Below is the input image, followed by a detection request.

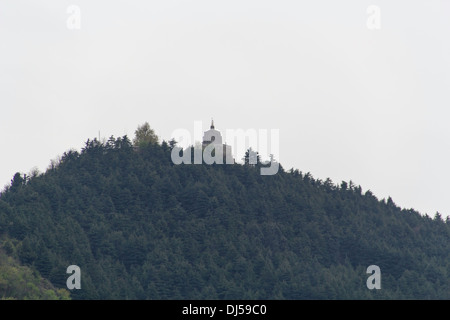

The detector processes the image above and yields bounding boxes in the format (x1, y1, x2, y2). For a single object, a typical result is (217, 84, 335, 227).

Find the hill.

(0, 240, 70, 300)
(0, 133, 448, 299)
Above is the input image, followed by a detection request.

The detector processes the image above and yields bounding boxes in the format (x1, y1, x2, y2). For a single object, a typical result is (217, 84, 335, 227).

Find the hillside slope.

(0, 241, 70, 300)
(0, 135, 448, 299)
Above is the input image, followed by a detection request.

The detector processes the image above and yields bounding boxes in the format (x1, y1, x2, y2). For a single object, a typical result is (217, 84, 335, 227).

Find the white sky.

(1, 0, 450, 218)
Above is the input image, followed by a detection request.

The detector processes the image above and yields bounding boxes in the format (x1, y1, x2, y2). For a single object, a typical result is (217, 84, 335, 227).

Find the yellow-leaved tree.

(133, 122, 158, 148)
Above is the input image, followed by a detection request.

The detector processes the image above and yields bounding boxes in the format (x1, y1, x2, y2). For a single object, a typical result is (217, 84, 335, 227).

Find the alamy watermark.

(170, 121, 280, 175)
(367, 5, 381, 30)
(366, 265, 381, 289)
(66, 265, 81, 290)
(67, 5, 81, 30)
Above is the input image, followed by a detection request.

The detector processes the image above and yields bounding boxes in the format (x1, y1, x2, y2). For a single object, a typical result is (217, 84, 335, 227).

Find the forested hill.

(0, 133, 449, 299)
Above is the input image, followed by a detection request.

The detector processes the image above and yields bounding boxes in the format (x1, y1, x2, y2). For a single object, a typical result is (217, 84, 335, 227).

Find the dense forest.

(0, 124, 448, 299)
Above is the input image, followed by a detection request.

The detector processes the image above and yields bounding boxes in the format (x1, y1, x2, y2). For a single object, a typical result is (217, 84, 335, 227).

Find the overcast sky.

(1, 0, 450, 218)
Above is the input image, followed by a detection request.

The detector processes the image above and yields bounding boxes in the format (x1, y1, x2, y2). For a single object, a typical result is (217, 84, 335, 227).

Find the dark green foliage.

(0, 134, 448, 299)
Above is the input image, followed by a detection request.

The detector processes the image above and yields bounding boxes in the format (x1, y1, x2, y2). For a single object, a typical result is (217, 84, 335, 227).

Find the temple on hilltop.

(202, 119, 234, 164)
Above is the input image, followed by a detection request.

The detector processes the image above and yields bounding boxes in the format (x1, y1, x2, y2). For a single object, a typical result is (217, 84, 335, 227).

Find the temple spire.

(210, 118, 215, 129)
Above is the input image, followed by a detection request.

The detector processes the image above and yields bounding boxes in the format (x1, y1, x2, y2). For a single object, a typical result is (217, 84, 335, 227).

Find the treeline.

(0, 129, 448, 299)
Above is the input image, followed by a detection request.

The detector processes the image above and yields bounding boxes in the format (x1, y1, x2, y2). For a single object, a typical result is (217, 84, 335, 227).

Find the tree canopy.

(133, 122, 158, 148)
